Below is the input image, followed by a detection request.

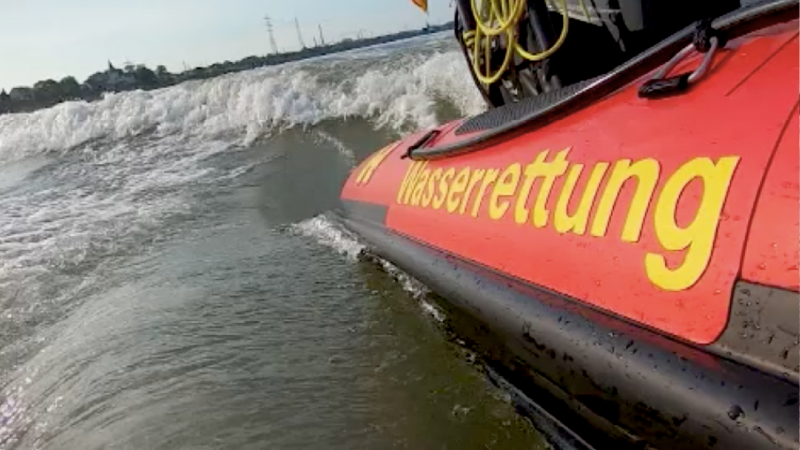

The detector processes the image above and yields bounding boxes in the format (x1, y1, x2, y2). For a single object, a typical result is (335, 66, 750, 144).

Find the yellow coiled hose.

(463, 0, 576, 85)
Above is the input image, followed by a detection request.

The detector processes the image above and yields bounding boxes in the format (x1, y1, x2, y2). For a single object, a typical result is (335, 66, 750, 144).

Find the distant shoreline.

(0, 22, 454, 117)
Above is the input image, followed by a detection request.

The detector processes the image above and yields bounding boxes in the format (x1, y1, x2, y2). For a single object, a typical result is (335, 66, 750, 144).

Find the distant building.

(84, 62, 137, 94)
(105, 62, 137, 91)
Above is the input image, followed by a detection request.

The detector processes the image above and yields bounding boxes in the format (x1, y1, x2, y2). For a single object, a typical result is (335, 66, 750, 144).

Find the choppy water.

(0, 33, 551, 449)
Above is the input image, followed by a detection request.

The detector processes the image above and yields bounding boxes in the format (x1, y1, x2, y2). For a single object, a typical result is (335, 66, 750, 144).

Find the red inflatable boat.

(338, 2, 799, 449)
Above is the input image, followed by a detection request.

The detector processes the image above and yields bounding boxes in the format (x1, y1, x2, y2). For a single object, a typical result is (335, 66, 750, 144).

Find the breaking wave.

(0, 34, 482, 449)
(0, 34, 478, 325)
(291, 214, 437, 316)
(0, 34, 483, 164)
(0, 37, 468, 425)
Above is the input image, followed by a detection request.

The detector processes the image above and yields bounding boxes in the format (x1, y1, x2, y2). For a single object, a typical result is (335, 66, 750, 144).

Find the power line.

(264, 15, 279, 54)
(295, 18, 306, 49)
(318, 24, 326, 46)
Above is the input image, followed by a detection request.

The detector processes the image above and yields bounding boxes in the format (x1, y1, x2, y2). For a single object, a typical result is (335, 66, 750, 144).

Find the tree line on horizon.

(0, 22, 453, 116)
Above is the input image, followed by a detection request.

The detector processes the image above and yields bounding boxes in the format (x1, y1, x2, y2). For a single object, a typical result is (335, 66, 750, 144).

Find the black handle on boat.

(402, 128, 440, 159)
(638, 74, 692, 98)
(638, 29, 721, 99)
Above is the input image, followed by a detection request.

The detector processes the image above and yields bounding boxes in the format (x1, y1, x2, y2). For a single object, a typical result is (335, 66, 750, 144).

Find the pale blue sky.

(0, 0, 453, 91)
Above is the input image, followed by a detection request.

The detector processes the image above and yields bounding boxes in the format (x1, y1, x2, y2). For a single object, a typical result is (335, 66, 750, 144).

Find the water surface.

(0, 33, 549, 449)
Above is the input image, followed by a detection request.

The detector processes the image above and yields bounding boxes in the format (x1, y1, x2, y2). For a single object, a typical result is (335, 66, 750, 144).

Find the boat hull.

(338, 14, 799, 450)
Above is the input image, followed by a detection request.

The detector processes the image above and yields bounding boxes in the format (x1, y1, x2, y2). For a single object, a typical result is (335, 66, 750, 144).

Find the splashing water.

(0, 36, 482, 165)
(0, 33, 553, 450)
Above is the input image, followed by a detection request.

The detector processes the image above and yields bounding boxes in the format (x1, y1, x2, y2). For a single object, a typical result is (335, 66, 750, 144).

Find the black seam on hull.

(711, 281, 799, 382)
(735, 99, 800, 284)
(725, 31, 799, 96)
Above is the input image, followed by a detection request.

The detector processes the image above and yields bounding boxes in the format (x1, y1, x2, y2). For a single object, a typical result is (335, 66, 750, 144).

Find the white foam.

(0, 35, 482, 319)
(292, 214, 433, 302)
(0, 134, 232, 331)
(0, 36, 483, 165)
(0, 40, 481, 305)
(291, 215, 365, 262)
(0, 35, 481, 447)
(420, 300, 446, 323)
(376, 258, 431, 300)
(0, 156, 52, 192)
(0, 385, 31, 449)
(311, 129, 356, 166)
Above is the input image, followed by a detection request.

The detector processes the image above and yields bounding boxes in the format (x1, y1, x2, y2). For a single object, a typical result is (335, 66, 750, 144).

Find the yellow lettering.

(532, 148, 570, 228)
(489, 164, 521, 220)
(554, 162, 609, 234)
(401, 161, 428, 205)
(471, 169, 499, 217)
(422, 168, 442, 207)
(590, 158, 660, 241)
(461, 169, 486, 214)
(393, 147, 741, 292)
(433, 168, 455, 209)
(411, 168, 431, 206)
(645, 156, 740, 291)
(356, 144, 392, 185)
(515, 150, 550, 224)
(446, 168, 471, 213)
(397, 161, 422, 204)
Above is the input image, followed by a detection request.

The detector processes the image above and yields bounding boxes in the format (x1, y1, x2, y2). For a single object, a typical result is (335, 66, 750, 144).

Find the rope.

(461, 0, 578, 85)
(409, 0, 799, 160)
